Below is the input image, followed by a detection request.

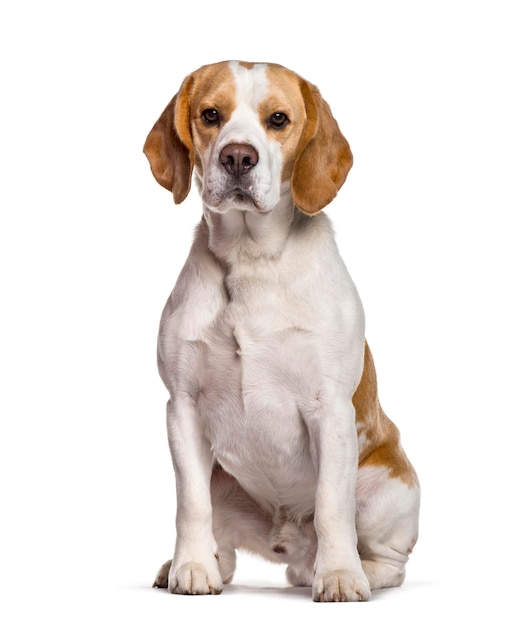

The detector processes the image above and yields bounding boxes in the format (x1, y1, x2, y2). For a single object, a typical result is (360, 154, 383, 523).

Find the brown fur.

(143, 75, 194, 203)
(354, 343, 418, 487)
(291, 79, 353, 214)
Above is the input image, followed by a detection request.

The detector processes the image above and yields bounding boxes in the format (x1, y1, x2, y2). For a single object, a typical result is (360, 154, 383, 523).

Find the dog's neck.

(202, 194, 300, 268)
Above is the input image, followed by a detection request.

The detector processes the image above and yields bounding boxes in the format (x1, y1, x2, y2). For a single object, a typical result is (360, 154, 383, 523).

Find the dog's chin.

(204, 189, 271, 215)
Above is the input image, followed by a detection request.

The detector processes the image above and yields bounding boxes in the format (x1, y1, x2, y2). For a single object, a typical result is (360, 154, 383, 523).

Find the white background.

(1, 1, 515, 623)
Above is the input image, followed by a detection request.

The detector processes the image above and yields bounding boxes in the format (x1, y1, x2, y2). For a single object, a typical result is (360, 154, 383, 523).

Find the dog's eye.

(201, 109, 220, 126)
(269, 112, 289, 129)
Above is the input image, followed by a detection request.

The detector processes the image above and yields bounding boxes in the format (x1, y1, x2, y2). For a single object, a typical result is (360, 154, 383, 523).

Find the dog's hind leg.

(353, 343, 420, 591)
(153, 560, 172, 588)
(356, 464, 420, 590)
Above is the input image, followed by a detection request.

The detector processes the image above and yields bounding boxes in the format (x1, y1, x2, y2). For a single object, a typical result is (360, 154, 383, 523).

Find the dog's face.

(189, 62, 306, 215)
(144, 61, 353, 215)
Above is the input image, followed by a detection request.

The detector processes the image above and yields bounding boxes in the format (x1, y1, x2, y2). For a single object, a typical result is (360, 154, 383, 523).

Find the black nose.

(219, 143, 259, 176)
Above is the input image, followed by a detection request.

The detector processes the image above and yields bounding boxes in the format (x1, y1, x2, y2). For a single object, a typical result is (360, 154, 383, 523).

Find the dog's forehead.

(190, 61, 302, 112)
(229, 61, 269, 108)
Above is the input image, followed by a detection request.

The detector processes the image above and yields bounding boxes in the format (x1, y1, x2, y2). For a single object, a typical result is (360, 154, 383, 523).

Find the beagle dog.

(144, 60, 420, 602)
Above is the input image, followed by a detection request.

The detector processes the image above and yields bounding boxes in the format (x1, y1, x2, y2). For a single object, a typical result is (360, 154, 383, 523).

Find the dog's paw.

(152, 559, 172, 588)
(312, 568, 371, 602)
(169, 561, 224, 595)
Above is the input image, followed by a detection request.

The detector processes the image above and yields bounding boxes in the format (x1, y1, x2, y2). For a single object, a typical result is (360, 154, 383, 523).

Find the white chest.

(194, 288, 320, 515)
(158, 212, 365, 517)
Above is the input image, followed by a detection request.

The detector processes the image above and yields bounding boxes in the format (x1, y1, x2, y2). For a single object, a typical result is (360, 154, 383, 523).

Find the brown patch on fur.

(187, 63, 237, 158)
(238, 61, 257, 70)
(143, 78, 194, 203)
(260, 64, 306, 183)
(261, 62, 353, 213)
(353, 343, 418, 487)
(290, 78, 353, 215)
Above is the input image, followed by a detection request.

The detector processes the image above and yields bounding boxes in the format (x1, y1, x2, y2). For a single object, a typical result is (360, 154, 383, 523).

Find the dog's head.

(143, 61, 352, 216)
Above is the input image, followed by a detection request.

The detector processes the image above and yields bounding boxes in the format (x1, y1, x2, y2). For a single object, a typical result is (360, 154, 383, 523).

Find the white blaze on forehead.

(228, 61, 269, 110)
(221, 62, 270, 144)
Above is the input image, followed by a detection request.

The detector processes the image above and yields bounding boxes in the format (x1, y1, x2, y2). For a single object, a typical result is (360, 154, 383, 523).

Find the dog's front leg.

(307, 397, 371, 602)
(165, 395, 223, 595)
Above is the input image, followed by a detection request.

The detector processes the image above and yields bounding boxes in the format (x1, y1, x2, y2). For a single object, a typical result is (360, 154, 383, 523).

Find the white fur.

(151, 63, 418, 602)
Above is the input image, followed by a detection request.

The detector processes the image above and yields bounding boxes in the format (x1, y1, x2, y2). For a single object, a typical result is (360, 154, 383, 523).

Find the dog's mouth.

(227, 188, 256, 205)
(205, 186, 266, 213)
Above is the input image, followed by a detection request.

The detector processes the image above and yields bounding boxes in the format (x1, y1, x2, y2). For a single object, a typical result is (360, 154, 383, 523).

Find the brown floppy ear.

(291, 80, 353, 215)
(143, 76, 194, 204)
